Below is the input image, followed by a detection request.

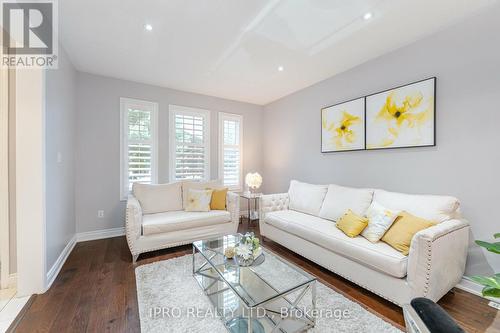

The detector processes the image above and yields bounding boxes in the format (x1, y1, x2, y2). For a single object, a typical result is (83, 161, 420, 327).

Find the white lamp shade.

(245, 172, 262, 189)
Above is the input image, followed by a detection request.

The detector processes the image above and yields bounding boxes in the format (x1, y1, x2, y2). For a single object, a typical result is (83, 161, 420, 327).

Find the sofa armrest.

(259, 193, 289, 221)
(125, 194, 143, 256)
(407, 219, 469, 301)
(227, 191, 240, 226)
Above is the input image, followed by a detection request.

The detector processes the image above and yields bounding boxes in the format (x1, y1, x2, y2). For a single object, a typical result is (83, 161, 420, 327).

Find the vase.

(234, 254, 254, 267)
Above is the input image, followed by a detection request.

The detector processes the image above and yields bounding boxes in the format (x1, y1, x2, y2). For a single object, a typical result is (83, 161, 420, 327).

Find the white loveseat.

(126, 181, 240, 262)
(259, 180, 469, 306)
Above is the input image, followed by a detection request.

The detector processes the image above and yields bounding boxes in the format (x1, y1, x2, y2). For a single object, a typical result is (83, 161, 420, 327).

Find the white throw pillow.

(288, 180, 328, 216)
(185, 189, 213, 212)
(361, 201, 401, 242)
(373, 189, 460, 223)
(182, 180, 222, 209)
(132, 182, 183, 214)
(319, 184, 374, 222)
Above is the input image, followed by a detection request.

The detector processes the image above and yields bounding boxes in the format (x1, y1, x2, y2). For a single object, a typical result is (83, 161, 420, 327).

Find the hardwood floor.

(12, 219, 499, 333)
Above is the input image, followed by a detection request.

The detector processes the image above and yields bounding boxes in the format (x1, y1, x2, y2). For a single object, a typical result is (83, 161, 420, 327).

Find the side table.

(240, 192, 262, 224)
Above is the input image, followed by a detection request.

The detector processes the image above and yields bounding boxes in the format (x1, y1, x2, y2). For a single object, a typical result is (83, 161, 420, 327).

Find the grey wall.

(75, 73, 263, 233)
(262, 7, 500, 276)
(45, 46, 77, 272)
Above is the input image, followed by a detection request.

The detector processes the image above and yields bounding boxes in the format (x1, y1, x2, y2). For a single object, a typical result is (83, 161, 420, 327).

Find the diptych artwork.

(321, 97, 365, 152)
(321, 78, 436, 153)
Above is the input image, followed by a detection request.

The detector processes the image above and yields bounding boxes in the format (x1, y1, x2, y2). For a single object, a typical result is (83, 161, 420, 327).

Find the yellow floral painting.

(321, 98, 365, 152)
(366, 78, 435, 149)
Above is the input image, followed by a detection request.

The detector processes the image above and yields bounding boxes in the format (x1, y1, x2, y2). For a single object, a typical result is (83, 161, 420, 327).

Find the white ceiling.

(60, 0, 497, 105)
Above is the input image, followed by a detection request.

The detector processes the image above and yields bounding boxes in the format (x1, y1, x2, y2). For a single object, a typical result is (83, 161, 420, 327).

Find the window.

(169, 105, 210, 182)
(219, 112, 243, 191)
(120, 98, 158, 200)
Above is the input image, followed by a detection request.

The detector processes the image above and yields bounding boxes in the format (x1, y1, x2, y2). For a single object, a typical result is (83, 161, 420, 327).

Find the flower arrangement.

(234, 232, 262, 266)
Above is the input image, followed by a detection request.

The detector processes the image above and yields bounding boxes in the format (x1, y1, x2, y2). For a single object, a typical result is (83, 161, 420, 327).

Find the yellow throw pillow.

(382, 211, 435, 255)
(185, 189, 213, 212)
(209, 187, 228, 210)
(336, 210, 369, 238)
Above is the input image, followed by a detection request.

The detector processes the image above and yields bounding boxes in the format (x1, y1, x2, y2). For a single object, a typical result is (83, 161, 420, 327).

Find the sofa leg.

(132, 254, 139, 264)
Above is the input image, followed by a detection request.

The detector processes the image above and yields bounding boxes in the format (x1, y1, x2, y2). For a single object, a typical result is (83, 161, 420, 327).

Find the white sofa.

(259, 180, 469, 306)
(126, 181, 240, 262)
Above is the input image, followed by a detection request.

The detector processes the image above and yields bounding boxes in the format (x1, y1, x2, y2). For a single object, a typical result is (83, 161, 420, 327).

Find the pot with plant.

(470, 233, 500, 298)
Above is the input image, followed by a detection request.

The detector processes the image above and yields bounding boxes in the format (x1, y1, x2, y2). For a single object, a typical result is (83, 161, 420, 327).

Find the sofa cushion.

(373, 189, 460, 223)
(319, 184, 373, 221)
(264, 210, 408, 278)
(182, 180, 222, 209)
(142, 210, 231, 236)
(133, 182, 183, 214)
(361, 201, 400, 243)
(288, 180, 328, 216)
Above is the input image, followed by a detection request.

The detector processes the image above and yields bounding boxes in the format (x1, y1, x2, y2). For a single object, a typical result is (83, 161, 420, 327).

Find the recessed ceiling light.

(144, 24, 153, 31)
(363, 12, 373, 20)
(278, 66, 284, 72)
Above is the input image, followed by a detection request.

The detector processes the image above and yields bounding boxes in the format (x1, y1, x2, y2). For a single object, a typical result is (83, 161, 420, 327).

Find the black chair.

(403, 298, 464, 333)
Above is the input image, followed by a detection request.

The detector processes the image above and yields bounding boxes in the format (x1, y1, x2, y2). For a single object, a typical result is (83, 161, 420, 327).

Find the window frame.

(168, 105, 211, 182)
(119, 97, 159, 200)
(218, 112, 243, 192)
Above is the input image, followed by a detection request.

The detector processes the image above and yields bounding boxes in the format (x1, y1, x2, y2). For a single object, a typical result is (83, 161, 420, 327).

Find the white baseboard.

(8, 273, 16, 288)
(456, 278, 482, 296)
(43, 228, 125, 292)
(456, 278, 500, 304)
(456, 278, 484, 297)
(45, 235, 77, 291)
(76, 227, 125, 242)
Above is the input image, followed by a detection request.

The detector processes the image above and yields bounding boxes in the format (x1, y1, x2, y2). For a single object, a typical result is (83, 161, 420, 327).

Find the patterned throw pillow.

(361, 201, 400, 243)
(185, 189, 213, 212)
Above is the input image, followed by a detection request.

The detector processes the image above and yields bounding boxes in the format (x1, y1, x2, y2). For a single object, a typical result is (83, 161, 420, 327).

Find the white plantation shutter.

(120, 98, 158, 200)
(219, 113, 243, 191)
(169, 105, 210, 181)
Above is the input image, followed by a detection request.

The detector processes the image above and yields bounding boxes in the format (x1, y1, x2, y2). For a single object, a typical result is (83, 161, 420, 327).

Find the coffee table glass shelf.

(193, 234, 317, 333)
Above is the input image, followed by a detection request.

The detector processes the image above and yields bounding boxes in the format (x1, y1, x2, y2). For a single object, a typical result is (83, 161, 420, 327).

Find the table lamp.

(245, 172, 262, 194)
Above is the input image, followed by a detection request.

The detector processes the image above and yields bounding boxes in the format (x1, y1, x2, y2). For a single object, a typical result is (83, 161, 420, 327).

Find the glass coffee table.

(193, 234, 317, 333)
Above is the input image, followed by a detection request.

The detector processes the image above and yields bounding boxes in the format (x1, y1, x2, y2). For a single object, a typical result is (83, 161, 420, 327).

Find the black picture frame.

(320, 77, 436, 153)
(365, 77, 436, 150)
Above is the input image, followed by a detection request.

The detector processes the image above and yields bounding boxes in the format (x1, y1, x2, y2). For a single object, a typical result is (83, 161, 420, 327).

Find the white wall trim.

(40, 226, 500, 303)
(218, 112, 243, 192)
(44, 228, 125, 292)
(456, 277, 500, 304)
(45, 235, 76, 291)
(119, 97, 159, 200)
(0, 51, 9, 290)
(76, 227, 125, 242)
(168, 105, 211, 182)
(456, 278, 484, 297)
(16, 68, 47, 296)
(8, 273, 16, 289)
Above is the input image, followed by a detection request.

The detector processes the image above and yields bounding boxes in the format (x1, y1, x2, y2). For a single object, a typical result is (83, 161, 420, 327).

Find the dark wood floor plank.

(13, 220, 499, 333)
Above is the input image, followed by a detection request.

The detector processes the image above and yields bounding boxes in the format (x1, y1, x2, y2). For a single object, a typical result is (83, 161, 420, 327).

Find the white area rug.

(135, 255, 403, 333)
